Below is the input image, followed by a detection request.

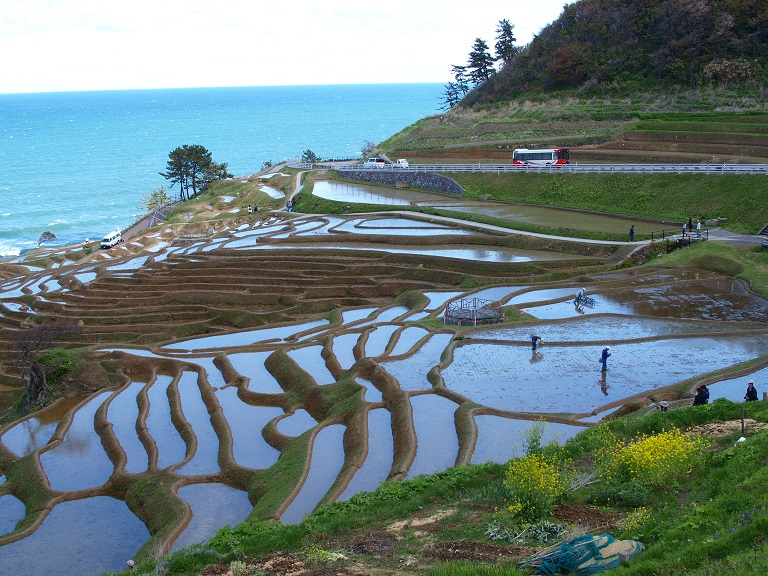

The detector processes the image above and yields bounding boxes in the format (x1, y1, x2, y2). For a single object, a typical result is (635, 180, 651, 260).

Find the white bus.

(512, 148, 570, 166)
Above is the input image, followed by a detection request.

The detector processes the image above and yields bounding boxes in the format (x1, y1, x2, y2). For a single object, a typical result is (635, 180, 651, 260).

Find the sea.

(0, 84, 443, 257)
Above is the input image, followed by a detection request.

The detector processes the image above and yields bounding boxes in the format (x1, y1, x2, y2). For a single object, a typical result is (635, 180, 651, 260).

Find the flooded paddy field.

(0, 206, 766, 573)
(312, 180, 668, 234)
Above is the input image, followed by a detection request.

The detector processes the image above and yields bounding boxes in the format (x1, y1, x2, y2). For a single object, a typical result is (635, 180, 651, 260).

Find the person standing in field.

(600, 346, 611, 372)
(629, 225, 635, 242)
(745, 380, 758, 401)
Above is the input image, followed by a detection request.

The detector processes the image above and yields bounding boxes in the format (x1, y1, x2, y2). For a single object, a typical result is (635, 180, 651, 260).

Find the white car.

(364, 157, 386, 168)
(100, 230, 122, 249)
(396, 159, 409, 168)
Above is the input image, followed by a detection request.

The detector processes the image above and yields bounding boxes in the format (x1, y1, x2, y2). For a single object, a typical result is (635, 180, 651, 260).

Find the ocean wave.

(1, 213, 10, 217)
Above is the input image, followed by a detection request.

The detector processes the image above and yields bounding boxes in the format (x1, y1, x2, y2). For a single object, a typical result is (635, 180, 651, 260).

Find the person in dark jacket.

(745, 380, 758, 402)
(693, 385, 709, 405)
(600, 346, 611, 372)
(531, 335, 542, 350)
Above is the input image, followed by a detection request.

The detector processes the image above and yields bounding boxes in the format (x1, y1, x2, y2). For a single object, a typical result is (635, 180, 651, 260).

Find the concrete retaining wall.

(337, 170, 466, 195)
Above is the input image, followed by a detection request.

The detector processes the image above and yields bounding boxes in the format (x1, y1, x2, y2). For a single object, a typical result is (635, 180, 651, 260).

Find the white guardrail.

(286, 162, 768, 174)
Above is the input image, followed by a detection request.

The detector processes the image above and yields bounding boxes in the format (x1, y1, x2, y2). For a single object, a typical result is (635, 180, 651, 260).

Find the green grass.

(448, 172, 768, 234)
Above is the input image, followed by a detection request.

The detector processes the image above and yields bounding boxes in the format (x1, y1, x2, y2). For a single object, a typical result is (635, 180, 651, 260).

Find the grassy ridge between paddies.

(448, 172, 768, 235)
(106, 398, 768, 576)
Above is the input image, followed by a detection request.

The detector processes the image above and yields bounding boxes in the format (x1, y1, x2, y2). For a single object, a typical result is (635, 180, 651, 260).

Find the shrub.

(597, 428, 707, 487)
(504, 454, 571, 522)
(37, 348, 74, 383)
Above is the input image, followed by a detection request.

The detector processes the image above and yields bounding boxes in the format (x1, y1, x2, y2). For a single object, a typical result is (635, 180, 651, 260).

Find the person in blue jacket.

(601, 346, 611, 372)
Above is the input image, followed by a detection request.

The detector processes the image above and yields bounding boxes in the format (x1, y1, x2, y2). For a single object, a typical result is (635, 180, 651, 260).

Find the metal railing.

(287, 161, 768, 175)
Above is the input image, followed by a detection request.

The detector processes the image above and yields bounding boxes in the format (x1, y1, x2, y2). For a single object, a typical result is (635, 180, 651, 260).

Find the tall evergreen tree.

(161, 144, 231, 201)
(467, 38, 496, 84)
(494, 19, 518, 66)
(450, 64, 471, 94)
(440, 82, 462, 110)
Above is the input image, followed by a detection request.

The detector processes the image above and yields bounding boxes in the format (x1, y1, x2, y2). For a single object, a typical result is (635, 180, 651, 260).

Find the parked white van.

(100, 230, 123, 249)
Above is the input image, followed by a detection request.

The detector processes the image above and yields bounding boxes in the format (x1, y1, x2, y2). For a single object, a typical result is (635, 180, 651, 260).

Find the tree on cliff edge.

(12, 320, 82, 408)
(161, 144, 233, 201)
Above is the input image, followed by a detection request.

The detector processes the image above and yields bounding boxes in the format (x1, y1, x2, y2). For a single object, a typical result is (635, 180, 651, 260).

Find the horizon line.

(0, 82, 446, 97)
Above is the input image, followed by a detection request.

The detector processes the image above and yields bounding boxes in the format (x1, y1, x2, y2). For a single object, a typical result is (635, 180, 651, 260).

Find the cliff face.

(468, 0, 768, 105)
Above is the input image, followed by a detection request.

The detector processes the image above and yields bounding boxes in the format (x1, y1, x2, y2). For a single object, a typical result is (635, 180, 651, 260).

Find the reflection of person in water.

(530, 349, 544, 364)
(599, 371, 609, 396)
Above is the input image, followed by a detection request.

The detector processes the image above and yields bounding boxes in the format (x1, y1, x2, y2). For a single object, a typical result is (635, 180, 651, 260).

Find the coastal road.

(289, 161, 768, 175)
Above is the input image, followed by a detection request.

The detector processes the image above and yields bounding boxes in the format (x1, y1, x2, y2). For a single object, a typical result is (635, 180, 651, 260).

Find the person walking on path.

(745, 380, 758, 401)
(629, 225, 635, 242)
(693, 385, 709, 405)
(531, 335, 542, 350)
(696, 219, 702, 238)
(600, 346, 611, 372)
(688, 217, 693, 232)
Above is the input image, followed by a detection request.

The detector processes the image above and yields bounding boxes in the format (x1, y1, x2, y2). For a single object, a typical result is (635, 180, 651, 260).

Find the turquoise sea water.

(0, 84, 442, 257)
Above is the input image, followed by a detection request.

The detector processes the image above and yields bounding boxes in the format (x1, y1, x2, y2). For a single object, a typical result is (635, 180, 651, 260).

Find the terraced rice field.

(1, 211, 767, 576)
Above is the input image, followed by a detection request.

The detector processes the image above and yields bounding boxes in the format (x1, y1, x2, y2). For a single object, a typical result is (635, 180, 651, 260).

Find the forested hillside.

(467, 0, 767, 105)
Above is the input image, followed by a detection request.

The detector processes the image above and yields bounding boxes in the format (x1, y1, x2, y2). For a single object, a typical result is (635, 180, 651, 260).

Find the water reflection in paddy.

(468, 285, 529, 303)
(228, 351, 284, 394)
(145, 376, 187, 469)
(39, 391, 115, 492)
(331, 218, 477, 236)
(312, 181, 666, 234)
(313, 181, 438, 205)
(508, 287, 581, 306)
(1, 396, 83, 457)
(107, 381, 148, 473)
(611, 279, 768, 322)
(176, 372, 220, 476)
(356, 305, 410, 327)
(423, 291, 464, 311)
(524, 280, 768, 322)
(364, 325, 400, 357)
(0, 496, 150, 576)
(338, 409, 393, 500)
(172, 483, 252, 551)
(287, 346, 336, 385)
(249, 243, 583, 263)
(0, 493, 25, 536)
(442, 337, 768, 414)
(277, 409, 317, 436)
(471, 417, 585, 465)
(331, 333, 361, 370)
(407, 394, 459, 478)
(162, 319, 330, 351)
(341, 307, 377, 325)
(390, 326, 430, 356)
(279, 424, 346, 524)
(475, 316, 740, 343)
(381, 333, 454, 391)
(260, 185, 285, 199)
(215, 387, 282, 469)
(356, 377, 383, 403)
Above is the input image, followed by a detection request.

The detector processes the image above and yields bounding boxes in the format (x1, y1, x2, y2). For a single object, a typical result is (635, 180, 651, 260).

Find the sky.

(0, 0, 572, 94)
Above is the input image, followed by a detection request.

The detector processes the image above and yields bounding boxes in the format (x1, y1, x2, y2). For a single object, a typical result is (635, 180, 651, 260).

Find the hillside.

(383, 0, 768, 165)
(469, 0, 767, 102)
